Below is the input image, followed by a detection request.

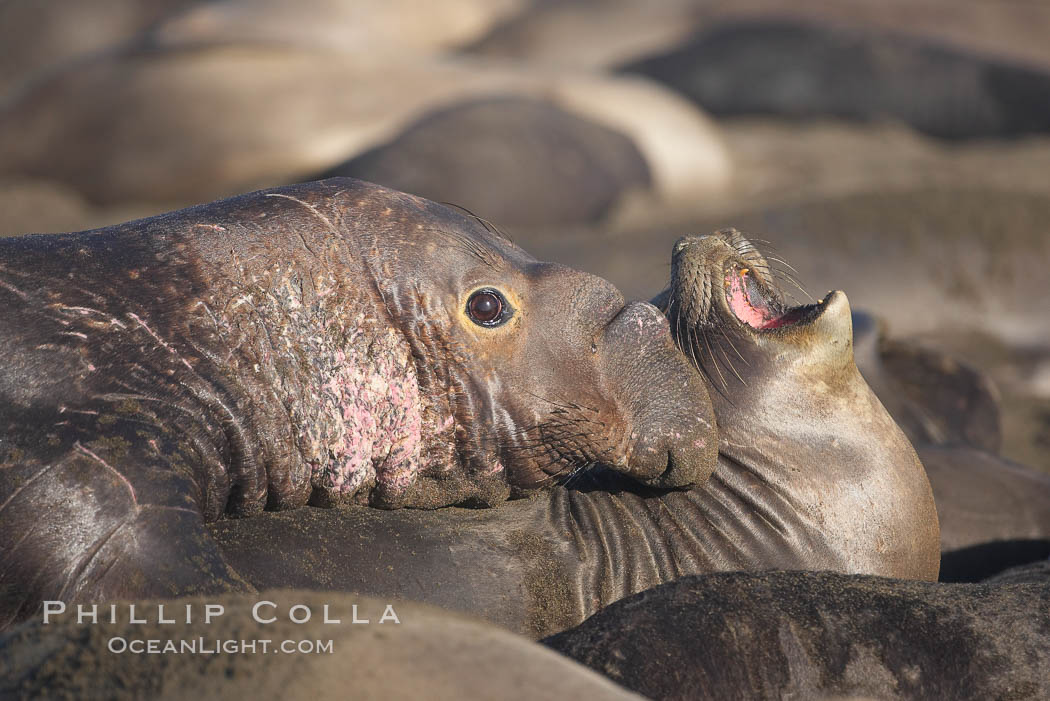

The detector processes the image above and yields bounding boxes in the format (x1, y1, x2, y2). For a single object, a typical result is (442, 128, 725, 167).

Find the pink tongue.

(726, 271, 780, 328)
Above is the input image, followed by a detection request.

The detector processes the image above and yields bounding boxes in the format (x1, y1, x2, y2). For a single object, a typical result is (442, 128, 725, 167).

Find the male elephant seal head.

(153, 181, 718, 511)
(365, 193, 718, 505)
(656, 229, 940, 580)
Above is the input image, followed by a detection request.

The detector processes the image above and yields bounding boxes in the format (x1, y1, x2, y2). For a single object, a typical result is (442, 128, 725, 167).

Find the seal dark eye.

(467, 289, 509, 327)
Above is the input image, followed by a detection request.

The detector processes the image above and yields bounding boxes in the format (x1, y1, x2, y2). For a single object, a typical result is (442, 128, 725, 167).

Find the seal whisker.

(698, 327, 730, 393)
(760, 256, 806, 287)
(716, 339, 748, 387)
(519, 388, 601, 416)
(561, 462, 604, 490)
(556, 458, 587, 483)
(438, 202, 515, 246)
(762, 253, 801, 276)
(684, 323, 703, 374)
(765, 259, 810, 297)
(714, 322, 750, 368)
(701, 329, 743, 407)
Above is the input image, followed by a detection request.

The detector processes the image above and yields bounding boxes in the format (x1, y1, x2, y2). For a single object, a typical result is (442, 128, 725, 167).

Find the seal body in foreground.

(0, 178, 718, 628)
(0, 590, 644, 701)
(544, 570, 1050, 700)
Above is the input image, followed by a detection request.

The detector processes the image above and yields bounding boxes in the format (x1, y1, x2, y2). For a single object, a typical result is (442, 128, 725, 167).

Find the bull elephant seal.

(0, 177, 718, 628)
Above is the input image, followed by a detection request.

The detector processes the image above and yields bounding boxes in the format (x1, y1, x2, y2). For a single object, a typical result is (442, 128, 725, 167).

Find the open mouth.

(724, 265, 816, 330)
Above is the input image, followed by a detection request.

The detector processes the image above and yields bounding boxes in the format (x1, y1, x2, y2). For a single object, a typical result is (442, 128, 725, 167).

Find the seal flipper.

(0, 412, 251, 628)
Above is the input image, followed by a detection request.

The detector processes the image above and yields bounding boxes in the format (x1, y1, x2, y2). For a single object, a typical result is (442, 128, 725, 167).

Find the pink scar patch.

(306, 324, 424, 503)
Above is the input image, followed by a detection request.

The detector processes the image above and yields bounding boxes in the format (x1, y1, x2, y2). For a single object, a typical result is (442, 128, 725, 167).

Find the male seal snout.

(0, 178, 718, 627)
(597, 300, 716, 487)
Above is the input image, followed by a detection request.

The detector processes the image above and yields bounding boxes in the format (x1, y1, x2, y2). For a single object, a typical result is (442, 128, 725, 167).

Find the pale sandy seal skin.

(151, 0, 523, 55)
(658, 229, 940, 580)
(0, 590, 643, 701)
(0, 43, 729, 212)
(0, 178, 717, 629)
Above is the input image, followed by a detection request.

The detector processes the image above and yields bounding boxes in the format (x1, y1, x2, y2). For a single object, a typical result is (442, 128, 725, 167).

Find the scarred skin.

(210, 229, 942, 639)
(0, 178, 718, 627)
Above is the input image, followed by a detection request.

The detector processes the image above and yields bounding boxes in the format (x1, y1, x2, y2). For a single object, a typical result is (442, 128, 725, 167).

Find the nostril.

(564, 272, 626, 337)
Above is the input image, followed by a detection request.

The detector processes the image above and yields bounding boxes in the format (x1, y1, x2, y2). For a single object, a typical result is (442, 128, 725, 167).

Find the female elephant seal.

(0, 177, 717, 628)
(658, 228, 940, 580)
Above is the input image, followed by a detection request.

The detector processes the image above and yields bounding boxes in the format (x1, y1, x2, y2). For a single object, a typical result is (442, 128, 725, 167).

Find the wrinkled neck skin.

(518, 381, 939, 626)
(218, 443, 931, 640)
(688, 332, 937, 578)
